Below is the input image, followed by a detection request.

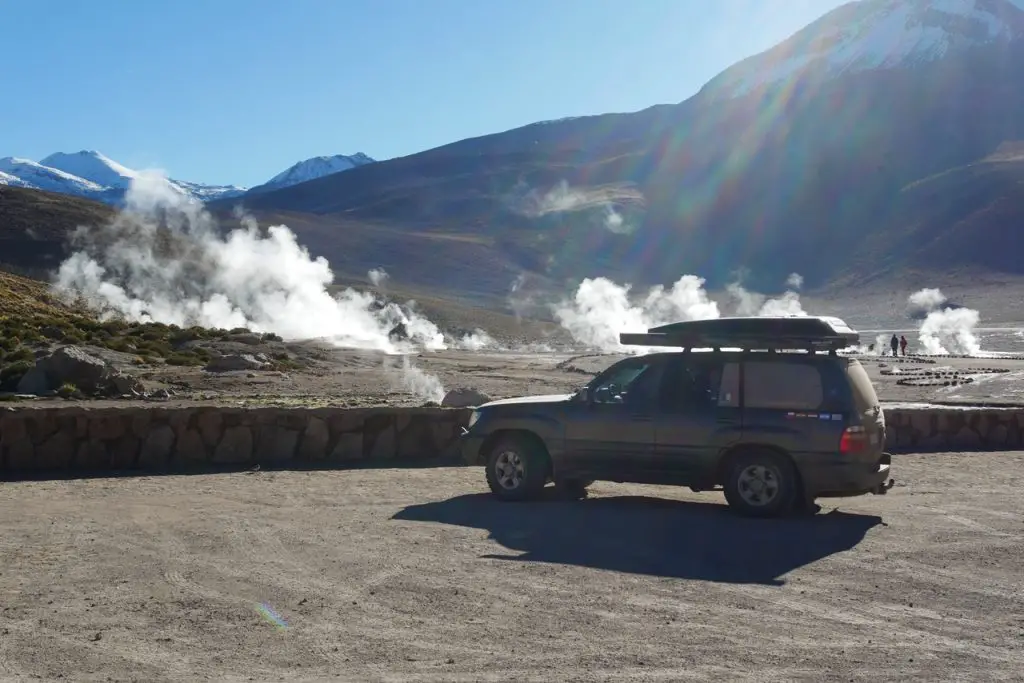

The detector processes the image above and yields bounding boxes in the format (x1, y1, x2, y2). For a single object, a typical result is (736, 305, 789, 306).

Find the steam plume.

(726, 275, 808, 317)
(52, 172, 452, 400)
(553, 275, 720, 352)
(511, 180, 640, 234)
(908, 288, 981, 355)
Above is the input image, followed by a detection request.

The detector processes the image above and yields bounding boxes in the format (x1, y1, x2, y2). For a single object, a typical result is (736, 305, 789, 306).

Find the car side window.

(744, 359, 823, 410)
(590, 358, 659, 407)
(658, 356, 735, 413)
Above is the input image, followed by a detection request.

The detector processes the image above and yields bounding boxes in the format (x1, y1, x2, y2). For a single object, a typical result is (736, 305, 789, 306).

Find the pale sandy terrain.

(0, 453, 1022, 681)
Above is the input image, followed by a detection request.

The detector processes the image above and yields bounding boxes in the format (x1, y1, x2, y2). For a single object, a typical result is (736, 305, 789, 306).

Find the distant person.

(900, 335, 908, 356)
(890, 334, 899, 357)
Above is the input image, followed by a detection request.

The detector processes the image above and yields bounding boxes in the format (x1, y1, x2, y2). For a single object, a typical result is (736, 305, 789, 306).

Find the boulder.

(17, 346, 142, 397)
(204, 354, 269, 373)
(388, 322, 409, 342)
(441, 388, 491, 408)
(110, 371, 144, 396)
(16, 366, 50, 395)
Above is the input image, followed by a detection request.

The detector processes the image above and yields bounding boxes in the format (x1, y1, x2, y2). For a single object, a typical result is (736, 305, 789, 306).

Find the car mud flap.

(872, 452, 894, 495)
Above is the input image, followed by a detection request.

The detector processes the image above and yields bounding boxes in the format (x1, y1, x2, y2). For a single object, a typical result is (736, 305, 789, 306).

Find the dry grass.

(0, 271, 301, 391)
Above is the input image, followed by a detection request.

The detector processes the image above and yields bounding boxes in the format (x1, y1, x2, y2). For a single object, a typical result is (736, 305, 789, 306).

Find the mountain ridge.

(0, 150, 376, 205)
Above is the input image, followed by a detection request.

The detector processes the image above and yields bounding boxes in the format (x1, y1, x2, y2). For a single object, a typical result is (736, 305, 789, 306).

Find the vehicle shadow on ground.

(394, 491, 883, 586)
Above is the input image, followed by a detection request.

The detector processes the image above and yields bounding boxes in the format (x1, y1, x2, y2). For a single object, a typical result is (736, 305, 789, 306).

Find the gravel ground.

(0, 453, 1022, 681)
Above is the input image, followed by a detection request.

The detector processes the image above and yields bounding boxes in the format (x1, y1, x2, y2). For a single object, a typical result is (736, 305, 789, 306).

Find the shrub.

(0, 360, 33, 388)
(3, 347, 34, 364)
(166, 353, 204, 366)
(262, 332, 283, 343)
(56, 382, 78, 398)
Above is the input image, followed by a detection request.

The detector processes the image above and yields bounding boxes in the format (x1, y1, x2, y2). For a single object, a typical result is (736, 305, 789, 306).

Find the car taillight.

(840, 425, 867, 454)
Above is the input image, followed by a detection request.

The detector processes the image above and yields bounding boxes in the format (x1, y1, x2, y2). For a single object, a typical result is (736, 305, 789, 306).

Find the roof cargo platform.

(618, 316, 860, 353)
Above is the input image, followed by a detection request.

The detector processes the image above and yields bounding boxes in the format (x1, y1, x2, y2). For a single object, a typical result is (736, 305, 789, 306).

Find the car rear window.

(744, 360, 823, 410)
(843, 358, 880, 412)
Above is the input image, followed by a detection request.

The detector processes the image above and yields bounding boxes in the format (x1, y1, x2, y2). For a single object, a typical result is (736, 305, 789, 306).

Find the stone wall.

(0, 406, 471, 473)
(0, 405, 1021, 475)
(884, 406, 1024, 452)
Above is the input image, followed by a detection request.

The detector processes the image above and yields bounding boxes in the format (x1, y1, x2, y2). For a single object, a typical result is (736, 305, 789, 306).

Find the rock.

(75, 440, 109, 469)
(204, 354, 269, 373)
(298, 417, 330, 461)
(38, 346, 110, 394)
(36, 431, 75, 469)
(230, 333, 262, 346)
(174, 428, 207, 465)
(255, 426, 299, 464)
(329, 433, 364, 461)
(17, 346, 143, 398)
(369, 422, 397, 460)
(214, 426, 254, 464)
(197, 411, 224, 447)
(139, 426, 175, 468)
(110, 372, 143, 396)
(441, 388, 491, 408)
(388, 322, 409, 342)
(15, 366, 49, 395)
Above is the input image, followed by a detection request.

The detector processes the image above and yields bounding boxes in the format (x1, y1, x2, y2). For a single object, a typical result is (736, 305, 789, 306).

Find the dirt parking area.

(1, 454, 1022, 681)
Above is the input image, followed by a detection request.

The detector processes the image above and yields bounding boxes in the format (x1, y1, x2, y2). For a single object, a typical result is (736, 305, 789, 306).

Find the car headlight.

(467, 410, 481, 429)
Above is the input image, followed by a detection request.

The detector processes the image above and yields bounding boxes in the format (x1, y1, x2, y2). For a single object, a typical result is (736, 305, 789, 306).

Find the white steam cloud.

(908, 287, 946, 311)
(51, 172, 462, 401)
(726, 275, 808, 318)
(555, 274, 814, 352)
(368, 268, 389, 288)
(512, 180, 640, 234)
(553, 275, 720, 351)
(909, 288, 981, 355)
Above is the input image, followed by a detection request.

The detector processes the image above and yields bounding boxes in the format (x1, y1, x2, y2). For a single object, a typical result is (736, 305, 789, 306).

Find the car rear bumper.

(803, 453, 894, 498)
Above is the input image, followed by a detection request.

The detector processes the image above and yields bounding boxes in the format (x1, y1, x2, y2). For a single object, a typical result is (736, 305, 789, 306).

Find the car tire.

(722, 449, 798, 518)
(485, 435, 549, 502)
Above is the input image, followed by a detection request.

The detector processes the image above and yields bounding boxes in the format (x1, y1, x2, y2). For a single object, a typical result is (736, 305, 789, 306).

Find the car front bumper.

(458, 427, 487, 466)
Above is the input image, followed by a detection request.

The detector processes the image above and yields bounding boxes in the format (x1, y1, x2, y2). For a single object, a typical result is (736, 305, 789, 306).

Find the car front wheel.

(485, 436, 549, 502)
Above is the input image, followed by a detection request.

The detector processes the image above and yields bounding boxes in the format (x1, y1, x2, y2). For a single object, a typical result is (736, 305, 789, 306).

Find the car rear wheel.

(723, 449, 798, 518)
(485, 435, 549, 501)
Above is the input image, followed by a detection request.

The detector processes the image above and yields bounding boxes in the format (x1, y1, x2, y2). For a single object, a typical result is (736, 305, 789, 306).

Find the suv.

(460, 316, 894, 517)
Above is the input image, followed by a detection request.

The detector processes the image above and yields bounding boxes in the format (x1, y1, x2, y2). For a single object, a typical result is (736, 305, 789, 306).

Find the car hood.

(479, 393, 574, 408)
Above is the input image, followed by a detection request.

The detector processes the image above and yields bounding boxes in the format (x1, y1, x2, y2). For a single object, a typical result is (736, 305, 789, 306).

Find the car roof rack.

(618, 316, 859, 353)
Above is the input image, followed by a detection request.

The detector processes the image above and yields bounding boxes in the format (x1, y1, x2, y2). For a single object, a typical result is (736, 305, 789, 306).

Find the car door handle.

(716, 417, 739, 425)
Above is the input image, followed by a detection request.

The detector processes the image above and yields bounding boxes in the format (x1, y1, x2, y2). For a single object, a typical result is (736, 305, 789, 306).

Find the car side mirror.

(575, 387, 590, 403)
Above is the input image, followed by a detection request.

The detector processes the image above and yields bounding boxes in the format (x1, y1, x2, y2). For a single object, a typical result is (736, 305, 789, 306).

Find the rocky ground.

(0, 453, 1021, 681)
(4, 342, 1024, 409)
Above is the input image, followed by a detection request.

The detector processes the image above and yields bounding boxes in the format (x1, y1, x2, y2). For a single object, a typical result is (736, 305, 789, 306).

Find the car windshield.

(589, 359, 657, 404)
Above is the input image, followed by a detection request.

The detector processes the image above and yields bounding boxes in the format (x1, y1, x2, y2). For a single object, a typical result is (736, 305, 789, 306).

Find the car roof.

(619, 316, 859, 352)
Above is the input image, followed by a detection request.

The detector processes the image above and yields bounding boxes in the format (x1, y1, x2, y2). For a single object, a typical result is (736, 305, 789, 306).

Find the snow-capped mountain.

(703, 0, 1024, 99)
(249, 153, 376, 193)
(0, 149, 376, 204)
(0, 157, 106, 196)
(39, 150, 137, 190)
(0, 150, 247, 204)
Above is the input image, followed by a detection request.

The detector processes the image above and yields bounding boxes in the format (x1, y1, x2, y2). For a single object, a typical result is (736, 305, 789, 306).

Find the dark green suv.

(460, 316, 893, 517)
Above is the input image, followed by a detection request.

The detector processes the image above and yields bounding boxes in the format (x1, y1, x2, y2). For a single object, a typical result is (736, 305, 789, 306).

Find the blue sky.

(3, 0, 847, 187)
